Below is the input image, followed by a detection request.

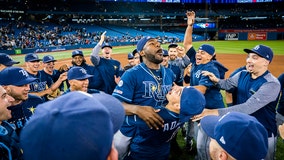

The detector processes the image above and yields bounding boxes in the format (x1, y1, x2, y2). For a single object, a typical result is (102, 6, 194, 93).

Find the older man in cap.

(90, 31, 123, 94)
(199, 44, 280, 160)
(0, 53, 19, 71)
(0, 67, 44, 135)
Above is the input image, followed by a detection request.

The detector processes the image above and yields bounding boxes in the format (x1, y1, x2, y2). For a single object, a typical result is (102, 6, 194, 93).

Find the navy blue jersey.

(27, 71, 52, 101)
(218, 70, 280, 137)
(69, 63, 104, 91)
(112, 63, 175, 109)
(0, 121, 23, 160)
(122, 107, 182, 160)
(186, 47, 226, 109)
(277, 73, 284, 115)
(7, 94, 43, 135)
(168, 64, 183, 86)
(227, 65, 247, 105)
(91, 57, 122, 94)
(39, 69, 64, 91)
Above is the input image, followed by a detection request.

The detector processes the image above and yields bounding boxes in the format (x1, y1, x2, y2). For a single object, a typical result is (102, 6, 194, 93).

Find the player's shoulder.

(27, 94, 44, 103)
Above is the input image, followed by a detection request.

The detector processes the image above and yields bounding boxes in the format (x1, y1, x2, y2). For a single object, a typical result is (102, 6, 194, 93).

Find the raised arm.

(183, 11, 195, 53)
(91, 31, 107, 66)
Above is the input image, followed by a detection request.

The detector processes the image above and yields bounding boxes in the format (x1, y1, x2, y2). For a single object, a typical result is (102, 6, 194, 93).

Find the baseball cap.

(162, 49, 169, 56)
(20, 91, 119, 160)
(244, 44, 273, 62)
(200, 112, 268, 160)
(127, 53, 134, 59)
(67, 66, 93, 80)
(0, 53, 20, 66)
(132, 48, 138, 55)
(43, 55, 57, 63)
(168, 43, 178, 48)
(25, 53, 41, 62)
(136, 36, 154, 53)
(92, 93, 125, 133)
(199, 44, 215, 56)
(72, 50, 84, 57)
(179, 86, 206, 123)
(101, 43, 112, 49)
(0, 67, 37, 86)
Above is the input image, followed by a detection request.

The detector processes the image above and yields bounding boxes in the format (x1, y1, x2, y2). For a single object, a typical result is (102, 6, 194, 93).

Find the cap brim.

(43, 60, 57, 63)
(244, 48, 261, 56)
(15, 77, 37, 86)
(102, 46, 112, 49)
(74, 75, 93, 80)
(200, 115, 220, 139)
(4, 61, 20, 66)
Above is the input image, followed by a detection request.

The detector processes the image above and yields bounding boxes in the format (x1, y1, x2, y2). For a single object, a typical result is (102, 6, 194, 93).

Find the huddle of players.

(0, 11, 283, 160)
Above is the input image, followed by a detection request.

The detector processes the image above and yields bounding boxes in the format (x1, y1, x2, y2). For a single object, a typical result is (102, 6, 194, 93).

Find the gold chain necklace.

(148, 68, 162, 92)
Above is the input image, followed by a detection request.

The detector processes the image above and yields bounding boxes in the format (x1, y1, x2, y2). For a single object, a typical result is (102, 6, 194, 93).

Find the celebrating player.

(198, 44, 280, 160)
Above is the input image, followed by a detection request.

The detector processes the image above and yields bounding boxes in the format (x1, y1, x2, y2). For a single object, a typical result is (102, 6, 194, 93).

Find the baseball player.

(25, 53, 65, 101)
(90, 31, 123, 94)
(161, 49, 183, 86)
(0, 53, 20, 71)
(63, 66, 100, 94)
(71, 50, 103, 91)
(198, 44, 280, 160)
(200, 112, 268, 160)
(0, 67, 44, 135)
(39, 55, 67, 99)
(0, 85, 23, 159)
(276, 73, 284, 131)
(121, 86, 205, 160)
(183, 11, 228, 156)
(112, 36, 175, 158)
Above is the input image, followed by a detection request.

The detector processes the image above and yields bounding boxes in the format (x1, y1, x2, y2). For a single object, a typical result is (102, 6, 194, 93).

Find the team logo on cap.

(19, 69, 29, 77)
(80, 68, 87, 74)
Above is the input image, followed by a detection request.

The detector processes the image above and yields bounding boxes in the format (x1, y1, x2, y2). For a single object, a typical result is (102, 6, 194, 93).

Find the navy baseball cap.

(20, 91, 124, 160)
(72, 50, 84, 57)
(0, 67, 37, 86)
(244, 44, 274, 62)
(179, 86, 205, 123)
(67, 66, 93, 80)
(42, 55, 57, 63)
(25, 53, 41, 62)
(136, 36, 154, 53)
(0, 53, 20, 66)
(200, 112, 268, 160)
(168, 43, 178, 48)
(199, 44, 215, 56)
(162, 49, 169, 56)
(127, 53, 134, 59)
(101, 43, 112, 49)
(92, 93, 125, 133)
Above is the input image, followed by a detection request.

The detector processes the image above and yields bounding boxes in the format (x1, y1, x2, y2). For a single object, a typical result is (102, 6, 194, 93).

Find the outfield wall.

(218, 28, 284, 40)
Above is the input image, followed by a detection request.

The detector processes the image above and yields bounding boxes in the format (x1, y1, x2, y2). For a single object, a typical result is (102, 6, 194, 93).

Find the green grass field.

(10, 40, 284, 159)
(11, 40, 284, 65)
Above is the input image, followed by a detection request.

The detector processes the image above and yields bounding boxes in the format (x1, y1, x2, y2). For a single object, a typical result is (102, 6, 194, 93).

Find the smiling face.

(25, 61, 41, 74)
(43, 61, 55, 74)
(72, 55, 85, 66)
(195, 49, 213, 65)
(5, 84, 30, 103)
(168, 47, 178, 61)
(0, 86, 14, 122)
(69, 79, 89, 92)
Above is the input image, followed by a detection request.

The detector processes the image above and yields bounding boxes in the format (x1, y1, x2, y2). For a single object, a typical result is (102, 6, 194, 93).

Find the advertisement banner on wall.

(225, 33, 239, 40)
(248, 32, 267, 40)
